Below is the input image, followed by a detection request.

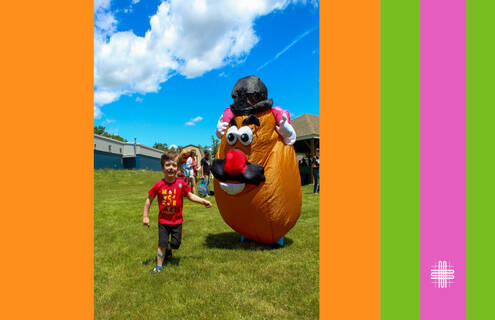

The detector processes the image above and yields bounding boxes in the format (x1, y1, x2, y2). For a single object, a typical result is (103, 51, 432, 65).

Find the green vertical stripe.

(380, 1, 420, 318)
(467, 1, 495, 318)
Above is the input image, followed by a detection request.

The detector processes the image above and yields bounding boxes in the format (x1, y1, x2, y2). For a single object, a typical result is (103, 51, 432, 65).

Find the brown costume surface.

(214, 109, 302, 243)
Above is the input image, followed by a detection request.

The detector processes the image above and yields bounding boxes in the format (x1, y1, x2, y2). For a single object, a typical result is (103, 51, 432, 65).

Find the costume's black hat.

(230, 75, 273, 116)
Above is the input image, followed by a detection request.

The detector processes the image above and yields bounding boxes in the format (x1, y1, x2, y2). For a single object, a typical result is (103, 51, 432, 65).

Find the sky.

(94, 0, 319, 148)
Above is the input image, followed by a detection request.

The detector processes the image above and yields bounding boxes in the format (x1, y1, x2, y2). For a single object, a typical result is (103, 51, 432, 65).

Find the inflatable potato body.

(213, 109, 302, 243)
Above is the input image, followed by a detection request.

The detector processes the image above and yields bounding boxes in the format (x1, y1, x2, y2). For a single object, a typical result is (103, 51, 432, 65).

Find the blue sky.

(94, 0, 319, 148)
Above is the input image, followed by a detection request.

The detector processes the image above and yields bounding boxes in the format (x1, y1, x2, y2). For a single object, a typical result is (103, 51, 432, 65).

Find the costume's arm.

(275, 113, 297, 145)
(216, 107, 235, 138)
(216, 115, 228, 139)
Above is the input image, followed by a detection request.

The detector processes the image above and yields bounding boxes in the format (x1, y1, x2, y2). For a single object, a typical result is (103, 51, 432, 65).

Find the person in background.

(200, 150, 211, 197)
(189, 150, 198, 195)
(301, 158, 308, 167)
(312, 148, 320, 194)
(177, 150, 191, 185)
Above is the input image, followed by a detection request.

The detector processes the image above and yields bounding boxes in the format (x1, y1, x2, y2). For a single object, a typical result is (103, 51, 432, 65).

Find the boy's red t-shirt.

(148, 177, 191, 225)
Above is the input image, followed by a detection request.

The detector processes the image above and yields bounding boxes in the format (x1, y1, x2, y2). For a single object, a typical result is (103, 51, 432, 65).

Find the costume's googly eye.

(226, 126, 238, 145)
(238, 126, 253, 146)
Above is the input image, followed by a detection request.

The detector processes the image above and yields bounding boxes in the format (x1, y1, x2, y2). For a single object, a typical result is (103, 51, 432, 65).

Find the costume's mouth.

(211, 150, 265, 187)
(219, 181, 246, 195)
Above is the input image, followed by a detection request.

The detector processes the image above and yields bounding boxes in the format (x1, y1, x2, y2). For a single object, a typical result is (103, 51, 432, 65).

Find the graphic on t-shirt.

(161, 188, 178, 214)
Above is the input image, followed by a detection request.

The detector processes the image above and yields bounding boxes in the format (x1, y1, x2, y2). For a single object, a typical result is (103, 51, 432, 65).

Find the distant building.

(291, 114, 319, 185)
(94, 134, 164, 171)
(292, 113, 319, 157)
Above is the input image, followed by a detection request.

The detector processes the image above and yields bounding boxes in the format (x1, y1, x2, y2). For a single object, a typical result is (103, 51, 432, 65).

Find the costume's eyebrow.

(229, 118, 237, 127)
(242, 114, 260, 126)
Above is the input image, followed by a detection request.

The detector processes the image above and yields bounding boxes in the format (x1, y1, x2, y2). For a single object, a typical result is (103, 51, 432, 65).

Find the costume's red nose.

(224, 149, 247, 175)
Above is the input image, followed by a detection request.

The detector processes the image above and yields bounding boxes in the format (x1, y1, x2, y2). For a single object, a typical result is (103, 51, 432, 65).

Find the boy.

(142, 151, 212, 272)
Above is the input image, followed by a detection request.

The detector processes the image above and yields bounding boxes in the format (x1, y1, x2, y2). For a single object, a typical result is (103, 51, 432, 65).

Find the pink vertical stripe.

(420, 0, 465, 319)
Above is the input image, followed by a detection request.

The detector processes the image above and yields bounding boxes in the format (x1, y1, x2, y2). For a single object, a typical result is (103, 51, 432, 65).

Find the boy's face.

(162, 160, 178, 180)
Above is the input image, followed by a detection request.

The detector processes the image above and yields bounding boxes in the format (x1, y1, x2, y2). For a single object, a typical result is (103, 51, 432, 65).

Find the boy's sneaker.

(165, 248, 173, 261)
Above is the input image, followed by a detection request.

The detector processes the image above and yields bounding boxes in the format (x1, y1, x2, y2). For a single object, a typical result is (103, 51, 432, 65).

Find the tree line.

(152, 135, 220, 159)
(94, 126, 128, 142)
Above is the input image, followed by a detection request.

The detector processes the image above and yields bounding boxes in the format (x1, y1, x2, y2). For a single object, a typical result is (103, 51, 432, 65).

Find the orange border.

(1, 2, 93, 319)
(321, 1, 380, 318)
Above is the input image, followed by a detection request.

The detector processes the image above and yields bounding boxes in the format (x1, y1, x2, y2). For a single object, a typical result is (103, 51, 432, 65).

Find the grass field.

(94, 169, 319, 319)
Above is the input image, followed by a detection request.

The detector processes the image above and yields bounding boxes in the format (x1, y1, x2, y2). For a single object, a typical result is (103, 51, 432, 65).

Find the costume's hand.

(142, 216, 150, 227)
(204, 200, 212, 208)
(275, 113, 296, 145)
(216, 115, 229, 139)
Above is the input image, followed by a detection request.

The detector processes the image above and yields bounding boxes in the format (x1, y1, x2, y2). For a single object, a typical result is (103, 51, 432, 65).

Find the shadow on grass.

(204, 232, 293, 250)
(167, 257, 181, 266)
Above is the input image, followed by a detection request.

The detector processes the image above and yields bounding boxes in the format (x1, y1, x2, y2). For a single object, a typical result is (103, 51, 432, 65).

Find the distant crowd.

(298, 148, 319, 194)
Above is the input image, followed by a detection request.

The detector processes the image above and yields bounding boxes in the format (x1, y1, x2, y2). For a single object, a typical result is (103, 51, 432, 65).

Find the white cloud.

(94, 90, 120, 105)
(103, 119, 116, 124)
(94, 0, 111, 13)
(94, 105, 103, 120)
(94, 0, 116, 35)
(94, 0, 310, 118)
(132, 0, 141, 4)
(185, 115, 204, 126)
(95, 11, 117, 33)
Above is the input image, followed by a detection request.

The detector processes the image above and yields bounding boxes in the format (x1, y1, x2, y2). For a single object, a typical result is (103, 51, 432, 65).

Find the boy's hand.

(203, 200, 212, 208)
(142, 216, 150, 227)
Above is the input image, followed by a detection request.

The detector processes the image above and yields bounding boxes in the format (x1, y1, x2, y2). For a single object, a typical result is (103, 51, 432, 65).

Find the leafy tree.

(94, 125, 106, 135)
(94, 126, 128, 142)
(211, 135, 220, 158)
(153, 143, 169, 151)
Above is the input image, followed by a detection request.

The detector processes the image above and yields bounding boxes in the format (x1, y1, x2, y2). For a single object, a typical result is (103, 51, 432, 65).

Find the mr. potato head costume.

(211, 76, 302, 245)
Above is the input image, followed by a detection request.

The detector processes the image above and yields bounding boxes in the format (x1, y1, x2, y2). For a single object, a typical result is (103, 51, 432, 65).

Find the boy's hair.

(161, 151, 178, 168)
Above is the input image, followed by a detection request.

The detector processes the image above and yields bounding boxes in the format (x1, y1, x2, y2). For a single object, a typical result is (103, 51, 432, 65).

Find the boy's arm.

(142, 194, 154, 227)
(186, 192, 212, 208)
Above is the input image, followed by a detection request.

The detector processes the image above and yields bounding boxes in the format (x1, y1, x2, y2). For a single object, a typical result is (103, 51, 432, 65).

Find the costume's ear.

(222, 107, 235, 123)
(272, 106, 291, 124)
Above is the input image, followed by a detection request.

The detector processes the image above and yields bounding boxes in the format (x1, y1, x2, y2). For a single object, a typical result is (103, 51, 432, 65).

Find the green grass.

(94, 169, 319, 319)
